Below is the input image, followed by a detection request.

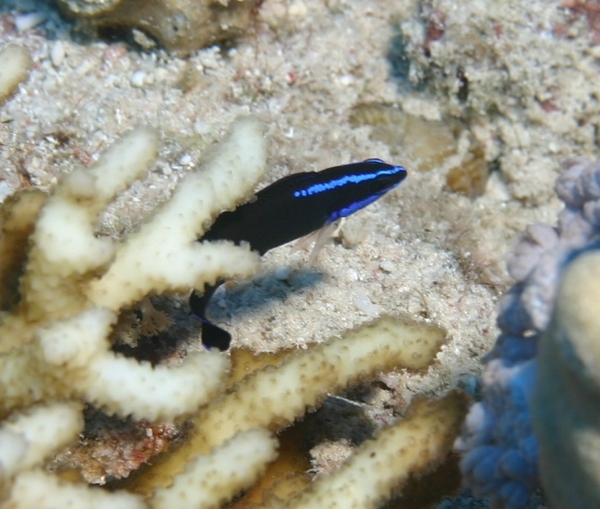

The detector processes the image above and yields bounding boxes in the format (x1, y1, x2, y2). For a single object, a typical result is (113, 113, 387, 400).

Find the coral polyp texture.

(121, 317, 448, 493)
(272, 392, 467, 509)
(456, 156, 600, 509)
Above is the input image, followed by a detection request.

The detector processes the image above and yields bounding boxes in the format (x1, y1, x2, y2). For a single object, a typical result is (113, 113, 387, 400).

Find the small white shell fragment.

(353, 293, 379, 317)
(339, 74, 353, 86)
(379, 260, 395, 273)
(15, 12, 46, 32)
(194, 120, 211, 135)
(131, 70, 146, 87)
(346, 268, 358, 282)
(50, 41, 65, 67)
(75, 59, 94, 76)
(289, 0, 308, 18)
(179, 154, 192, 166)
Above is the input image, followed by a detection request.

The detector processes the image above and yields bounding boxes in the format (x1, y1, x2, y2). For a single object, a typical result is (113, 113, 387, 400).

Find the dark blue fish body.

(192, 159, 407, 350)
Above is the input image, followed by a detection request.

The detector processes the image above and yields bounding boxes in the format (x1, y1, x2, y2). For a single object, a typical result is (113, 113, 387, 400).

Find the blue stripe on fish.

(294, 163, 406, 199)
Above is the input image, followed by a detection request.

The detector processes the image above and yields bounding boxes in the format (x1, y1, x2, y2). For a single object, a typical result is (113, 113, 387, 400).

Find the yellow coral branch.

(123, 316, 446, 495)
(274, 392, 467, 509)
(150, 429, 278, 509)
(195, 316, 444, 448)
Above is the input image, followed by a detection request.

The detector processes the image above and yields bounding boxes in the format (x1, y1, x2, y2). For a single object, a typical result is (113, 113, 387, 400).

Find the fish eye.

(363, 158, 384, 164)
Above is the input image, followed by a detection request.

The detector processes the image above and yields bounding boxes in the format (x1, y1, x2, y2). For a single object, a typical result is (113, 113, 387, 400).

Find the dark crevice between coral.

(110, 295, 198, 366)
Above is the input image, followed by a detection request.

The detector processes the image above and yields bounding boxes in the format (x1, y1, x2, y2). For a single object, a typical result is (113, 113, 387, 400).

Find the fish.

(191, 158, 407, 351)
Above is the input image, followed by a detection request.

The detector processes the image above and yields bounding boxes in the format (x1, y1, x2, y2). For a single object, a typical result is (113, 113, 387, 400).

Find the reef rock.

(56, 0, 260, 55)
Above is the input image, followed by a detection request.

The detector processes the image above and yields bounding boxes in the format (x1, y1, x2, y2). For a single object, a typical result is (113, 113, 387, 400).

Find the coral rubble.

(397, 1, 600, 206)
(349, 103, 489, 197)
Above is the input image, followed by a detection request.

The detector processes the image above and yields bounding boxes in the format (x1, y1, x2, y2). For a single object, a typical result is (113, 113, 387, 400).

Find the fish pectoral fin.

(289, 220, 340, 263)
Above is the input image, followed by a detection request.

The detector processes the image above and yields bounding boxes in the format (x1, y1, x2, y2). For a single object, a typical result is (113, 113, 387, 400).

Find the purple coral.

(455, 156, 600, 508)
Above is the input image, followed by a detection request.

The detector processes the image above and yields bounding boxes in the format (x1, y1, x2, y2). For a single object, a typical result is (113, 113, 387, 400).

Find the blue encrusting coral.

(456, 156, 600, 509)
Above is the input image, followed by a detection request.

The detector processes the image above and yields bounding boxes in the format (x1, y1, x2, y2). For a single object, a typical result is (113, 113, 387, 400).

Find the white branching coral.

(0, 44, 467, 509)
(0, 118, 266, 422)
(21, 127, 160, 322)
(38, 308, 228, 421)
(5, 470, 146, 509)
(0, 116, 269, 506)
(0, 402, 83, 485)
(87, 119, 266, 310)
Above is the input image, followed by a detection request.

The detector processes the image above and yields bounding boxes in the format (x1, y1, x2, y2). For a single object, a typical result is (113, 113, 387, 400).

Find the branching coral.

(151, 429, 279, 509)
(0, 190, 46, 310)
(456, 156, 600, 509)
(7, 471, 147, 509)
(86, 120, 265, 311)
(0, 118, 267, 422)
(0, 402, 83, 484)
(0, 43, 469, 508)
(120, 317, 449, 494)
(264, 392, 468, 509)
(0, 114, 271, 506)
